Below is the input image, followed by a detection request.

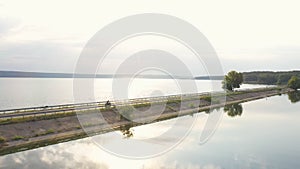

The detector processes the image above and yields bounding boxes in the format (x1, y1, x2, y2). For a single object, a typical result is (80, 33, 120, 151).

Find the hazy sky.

(0, 0, 300, 75)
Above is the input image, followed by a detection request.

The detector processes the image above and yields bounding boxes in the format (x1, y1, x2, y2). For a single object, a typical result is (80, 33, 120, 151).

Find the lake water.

(1, 78, 298, 169)
(0, 78, 266, 110)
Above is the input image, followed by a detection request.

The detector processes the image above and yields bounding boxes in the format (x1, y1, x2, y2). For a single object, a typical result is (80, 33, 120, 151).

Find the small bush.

(0, 136, 6, 143)
(201, 96, 211, 102)
(46, 129, 55, 134)
(13, 135, 24, 140)
(188, 103, 195, 108)
(34, 133, 40, 137)
(167, 99, 181, 104)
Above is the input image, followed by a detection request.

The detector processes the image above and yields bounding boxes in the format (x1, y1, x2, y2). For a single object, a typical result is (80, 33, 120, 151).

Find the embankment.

(0, 87, 293, 155)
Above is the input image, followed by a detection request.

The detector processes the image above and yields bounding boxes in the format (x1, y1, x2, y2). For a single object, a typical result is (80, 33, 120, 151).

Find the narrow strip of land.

(0, 87, 293, 155)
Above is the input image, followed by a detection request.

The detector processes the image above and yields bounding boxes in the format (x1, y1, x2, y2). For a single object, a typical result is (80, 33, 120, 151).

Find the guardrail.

(1, 87, 277, 120)
(0, 92, 215, 120)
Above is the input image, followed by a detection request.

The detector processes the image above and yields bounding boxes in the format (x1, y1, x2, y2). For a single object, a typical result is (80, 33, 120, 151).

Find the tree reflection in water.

(119, 103, 245, 139)
(224, 103, 243, 117)
(204, 107, 221, 114)
(288, 91, 300, 103)
(120, 125, 134, 138)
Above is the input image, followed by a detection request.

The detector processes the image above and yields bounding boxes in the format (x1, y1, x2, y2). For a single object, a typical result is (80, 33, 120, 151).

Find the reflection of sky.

(1, 95, 300, 169)
(0, 78, 221, 109)
(0, 78, 266, 110)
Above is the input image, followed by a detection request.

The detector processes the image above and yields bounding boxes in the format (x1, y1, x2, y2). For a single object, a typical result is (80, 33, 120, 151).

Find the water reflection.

(0, 143, 108, 169)
(204, 104, 243, 118)
(1, 95, 300, 169)
(120, 126, 134, 138)
(288, 91, 300, 103)
(224, 103, 243, 117)
(204, 107, 221, 114)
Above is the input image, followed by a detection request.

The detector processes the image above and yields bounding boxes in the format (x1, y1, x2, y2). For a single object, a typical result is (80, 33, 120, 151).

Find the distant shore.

(1, 70, 299, 86)
(0, 70, 200, 79)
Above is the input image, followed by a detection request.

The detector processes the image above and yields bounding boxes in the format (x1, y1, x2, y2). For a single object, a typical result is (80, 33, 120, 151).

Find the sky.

(0, 0, 300, 75)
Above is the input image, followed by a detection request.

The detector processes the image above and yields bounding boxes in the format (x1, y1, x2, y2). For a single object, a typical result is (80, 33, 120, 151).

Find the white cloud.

(0, 40, 81, 72)
(0, 0, 300, 73)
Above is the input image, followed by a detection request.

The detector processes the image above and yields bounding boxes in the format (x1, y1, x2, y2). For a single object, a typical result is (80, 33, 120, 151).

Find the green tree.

(222, 71, 243, 91)
(257, 74, 277, 85)
(224, 103, 243, 117)
(277, 74, 292, 85)
(288, 76, 300, 90)
(288, 91, 300, 103)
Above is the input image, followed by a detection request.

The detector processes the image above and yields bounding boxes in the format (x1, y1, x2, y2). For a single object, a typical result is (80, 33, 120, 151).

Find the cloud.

(0, 40, 81, 73)
(219, 45, 300, 72)
(0, 148, 108, 169)
(143, 161, 222, 169)
(0, 17, 20, 37)
(0, 0, 300, 73)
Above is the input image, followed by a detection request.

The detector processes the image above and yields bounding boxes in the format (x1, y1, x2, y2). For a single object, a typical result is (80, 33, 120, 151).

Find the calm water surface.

(0, 91, 299, 169)
(0, 78, 267, 110)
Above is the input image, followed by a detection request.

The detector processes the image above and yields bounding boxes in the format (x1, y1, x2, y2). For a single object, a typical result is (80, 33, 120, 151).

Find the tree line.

(222, 70, 300, 91)
(242, 71, 300, 85)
